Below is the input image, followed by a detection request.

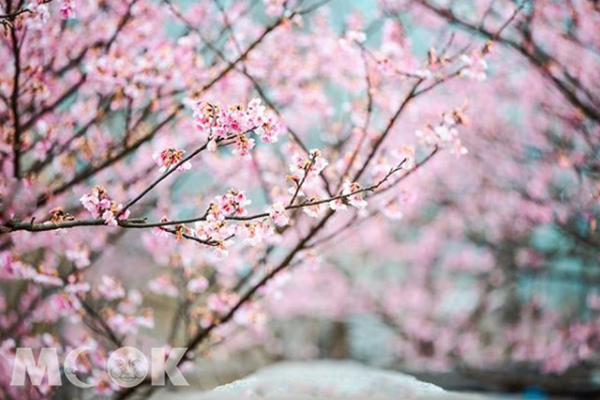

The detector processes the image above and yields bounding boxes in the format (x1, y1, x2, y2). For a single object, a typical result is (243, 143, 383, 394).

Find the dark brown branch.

(3, 158, 408, 233)
(9, 15, 22, 178)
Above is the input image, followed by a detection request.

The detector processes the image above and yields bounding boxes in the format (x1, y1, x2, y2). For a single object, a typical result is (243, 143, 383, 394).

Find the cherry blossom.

(342, 181, 367, 209)
(59, 0, 75, 19)
(153, 148, 191, 173)
(460, 53, 488, 82)
(80, 186, 130, 225)
(268, 202, 289, 226)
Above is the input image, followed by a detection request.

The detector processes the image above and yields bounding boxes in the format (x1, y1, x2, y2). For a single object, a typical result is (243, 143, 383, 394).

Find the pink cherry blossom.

(80, 186, 130, 225)
(268, 202, 289, 226)
(153, 148, 192, 173)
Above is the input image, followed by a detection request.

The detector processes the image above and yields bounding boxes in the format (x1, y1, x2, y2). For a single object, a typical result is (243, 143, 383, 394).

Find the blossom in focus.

(268, 202, 290, 226)
(192, 98, 282, 158)
(233, 134, 256, 158)
(287, 149, 329, 194)
(303, 197, 325, 218)
(342, 181, 367, 209)
(153, 148, 191, 173)
(218, 189, 252, 217)
(80, 186, 130, 225)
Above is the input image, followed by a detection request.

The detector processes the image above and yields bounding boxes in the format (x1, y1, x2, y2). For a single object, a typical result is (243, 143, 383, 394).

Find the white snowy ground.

(153, 361, 490, 400)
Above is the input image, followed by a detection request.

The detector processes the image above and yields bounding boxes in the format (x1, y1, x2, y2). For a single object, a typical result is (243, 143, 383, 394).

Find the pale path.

(153, 361, 491, 399)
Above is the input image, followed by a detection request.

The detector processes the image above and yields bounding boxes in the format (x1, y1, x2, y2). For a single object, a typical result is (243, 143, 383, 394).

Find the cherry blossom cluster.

(238, 220, 276, 246)
(193, 98, 284, 157)
(268, 202, 290, 226)
(80, 186, 130, 225)
(59, 0, 75, 19)
(287, 149, 329, 195)
(330, 181, 368, 211)
(460, 52, 489, 82)
(159, 189, 274, 252)
(415, 108, 469, 157)
(152, 148, 191, 173)
(208, 189, 252, 220)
